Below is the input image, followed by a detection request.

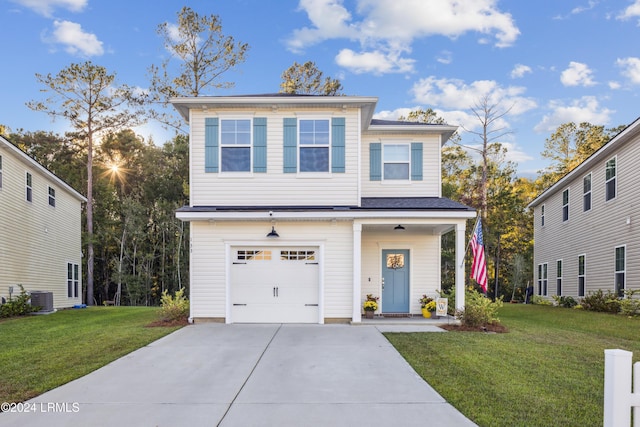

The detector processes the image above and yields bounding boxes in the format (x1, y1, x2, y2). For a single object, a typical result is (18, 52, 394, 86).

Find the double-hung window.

(583, 173, 591, 212)
(605, 157, 616, 201)
(540, 204, 545, 226)
(615, 246, 625, 297)
(562, 188, 569, 222)
(578, 255, 586, 297)
(26, 172, 32, 202)
(383, 144, 410, 180)
(537, 263, 547, 296)
(220, 119, 251, 172)
(299, 119, 330, 172)
(0, 155, 3, 189)
(556, 260, 562, 296)
(48, 186, 56, 207)
(67, 262, 79, 298)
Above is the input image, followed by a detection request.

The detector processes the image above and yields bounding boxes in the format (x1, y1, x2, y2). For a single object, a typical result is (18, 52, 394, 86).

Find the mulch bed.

(439, 323, 508, 333)
(146, 318, 189, 328)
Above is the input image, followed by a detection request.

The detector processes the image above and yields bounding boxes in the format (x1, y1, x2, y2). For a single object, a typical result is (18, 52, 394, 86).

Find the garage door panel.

(231, 246, 319, 323)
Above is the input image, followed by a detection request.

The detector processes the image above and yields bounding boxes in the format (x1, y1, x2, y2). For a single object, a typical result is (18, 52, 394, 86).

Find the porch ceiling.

(362, 223, 454, 235)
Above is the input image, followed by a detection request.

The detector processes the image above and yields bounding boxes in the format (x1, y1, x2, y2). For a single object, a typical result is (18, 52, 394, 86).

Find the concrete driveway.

(1, 324, 476, 427)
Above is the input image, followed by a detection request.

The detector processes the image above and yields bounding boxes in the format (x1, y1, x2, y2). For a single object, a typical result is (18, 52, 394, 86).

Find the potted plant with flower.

(419, 295, 435, 318)
(363, 294, 379, 319)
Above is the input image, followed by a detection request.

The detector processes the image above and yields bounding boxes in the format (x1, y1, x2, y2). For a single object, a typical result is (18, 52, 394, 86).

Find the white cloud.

(510, 64, 532, 79)
(616, 57, 640, 84)
(617, 0, 640, 23)
(11, 0, 86, 17)
(436, 50, 453, 65)
(335, 48, 415, 74)
(287, 0, 520, 74)
(49, 20, 104, 56)
(560, 62, 596, 87)
(410, 76, 537, 116)
(534, 96, 613, 133)
(608, 81, 622, 90)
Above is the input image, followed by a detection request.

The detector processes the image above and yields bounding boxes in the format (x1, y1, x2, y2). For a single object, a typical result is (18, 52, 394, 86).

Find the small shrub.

(619, 289, 640, 317)
(158, 288, 189, 322)
(531, 295, 552, 305)
(552, 295, 578, 308)
(456, 289, 503, 327)
(0, 285, 39, 318)
(581, 289, 621, 313)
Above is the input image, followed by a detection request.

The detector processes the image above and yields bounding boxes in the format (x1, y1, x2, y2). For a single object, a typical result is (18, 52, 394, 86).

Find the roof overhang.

(170, 95, 378, 131)
(365, 123, 458, 145)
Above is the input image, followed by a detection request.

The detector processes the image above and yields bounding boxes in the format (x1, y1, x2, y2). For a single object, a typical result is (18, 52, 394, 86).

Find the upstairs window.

(562, 188, 569, 222)
(541, 204, 545, 226)
(299, 119, 330, 172)
(26, 172, 32, 202)
(48, 186, 56, 207)
(0, 155, 3, 189)
(383, 144, 410, 180)
(220, 119, 251, 172)
(605, 157, 616, 201)
(583, 173, 591, 212)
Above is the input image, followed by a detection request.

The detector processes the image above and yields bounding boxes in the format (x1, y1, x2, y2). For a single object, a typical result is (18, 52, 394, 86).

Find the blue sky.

(2, 0, 640, 177)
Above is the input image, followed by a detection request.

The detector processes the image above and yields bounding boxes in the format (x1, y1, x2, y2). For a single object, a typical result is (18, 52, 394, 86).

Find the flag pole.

(460, 211, 481, 268)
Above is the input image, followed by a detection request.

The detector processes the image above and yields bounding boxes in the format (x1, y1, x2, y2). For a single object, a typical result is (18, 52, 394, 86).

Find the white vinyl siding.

(190, 109, 359, 206)
(0, 155, 3, 189)
(0, 140, 84, 308)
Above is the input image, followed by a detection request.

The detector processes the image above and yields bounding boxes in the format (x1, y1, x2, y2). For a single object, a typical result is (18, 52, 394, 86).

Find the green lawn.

(385, 304, 640, 427)
(0, 307, 182, 403)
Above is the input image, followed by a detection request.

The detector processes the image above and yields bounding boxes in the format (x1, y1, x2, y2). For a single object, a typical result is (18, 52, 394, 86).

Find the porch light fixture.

(394, 225, 405, 231)
(267, 226, 280, 238)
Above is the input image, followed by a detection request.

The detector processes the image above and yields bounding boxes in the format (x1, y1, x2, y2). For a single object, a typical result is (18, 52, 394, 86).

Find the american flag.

(470, 217, 488, 293)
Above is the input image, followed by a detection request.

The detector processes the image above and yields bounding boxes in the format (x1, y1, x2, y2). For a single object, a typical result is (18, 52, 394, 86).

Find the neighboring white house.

(0, 134, 86, 310)
(172, 94, 475, 324)
(528, 117, 640, 300)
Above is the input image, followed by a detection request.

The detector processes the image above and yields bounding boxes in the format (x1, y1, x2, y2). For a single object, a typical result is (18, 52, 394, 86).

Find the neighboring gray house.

(528, 117, 640, 299)
(0, 134, 86, 309)
(171, 94, 475, 324)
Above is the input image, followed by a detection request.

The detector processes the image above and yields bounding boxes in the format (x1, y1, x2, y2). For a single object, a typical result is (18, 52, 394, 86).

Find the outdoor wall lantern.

(394, 224, 405, 231)
(267, 226, 280, 238)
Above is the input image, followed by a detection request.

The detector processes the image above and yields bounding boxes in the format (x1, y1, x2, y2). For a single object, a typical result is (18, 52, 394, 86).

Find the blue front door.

(381, 249, 410, 313)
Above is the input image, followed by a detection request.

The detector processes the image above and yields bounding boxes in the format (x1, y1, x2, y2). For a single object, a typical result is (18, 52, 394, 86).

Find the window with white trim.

(578, 254, 586, 297)
(48, 186, 56, 207)
(299, 119, 329, 172)
(26, 172, 32, 202)
(237, 250, 272, 261)
(0, 155, 3, 189)
(583, 173, 591, 212)
(562, 188, 569, 222)
(281, 250, 316, 261)
(67, 262, 79, 298)
(537, 263, 547, 296)
(615, 246, 625, 297)
(556, 260, 562, 296)
(383, 144, 410, 180)
(541, 204, 545, 226)
(220, 119, 251, 172)
(605, 157, 616, 201)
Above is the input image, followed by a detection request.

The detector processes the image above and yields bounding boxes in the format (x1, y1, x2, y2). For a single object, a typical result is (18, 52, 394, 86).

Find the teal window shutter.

(283, 118, 297, 173)
(331, 117, 345, 173)
(205, 118, 219, 173)
(253, 118, 267, 172)
(411, 142, 423, 181)
(370, 143, 381, 181)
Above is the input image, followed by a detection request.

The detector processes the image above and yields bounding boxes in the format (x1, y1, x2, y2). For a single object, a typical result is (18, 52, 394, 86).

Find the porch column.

(353, 222, 362, 322)
(455, 222, 466, 311)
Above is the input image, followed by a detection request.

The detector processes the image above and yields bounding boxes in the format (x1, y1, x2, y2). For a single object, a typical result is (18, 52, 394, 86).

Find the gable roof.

(528, 116, 640, 208)
(0, 134, 87, 203)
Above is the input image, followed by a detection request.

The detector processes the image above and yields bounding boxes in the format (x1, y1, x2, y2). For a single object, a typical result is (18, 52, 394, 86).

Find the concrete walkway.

(1, 324, 476, 427)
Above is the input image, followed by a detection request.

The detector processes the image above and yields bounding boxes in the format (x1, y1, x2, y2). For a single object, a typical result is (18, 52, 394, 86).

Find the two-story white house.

(0, 134, 86, 310)
(528, 117, 640, 300)
(172, 94, 475, 324)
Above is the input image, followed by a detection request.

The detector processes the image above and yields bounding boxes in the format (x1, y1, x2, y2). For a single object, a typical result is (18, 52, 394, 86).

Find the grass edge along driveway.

(385, 304, 640, 427)
(0, 307, 182, 403)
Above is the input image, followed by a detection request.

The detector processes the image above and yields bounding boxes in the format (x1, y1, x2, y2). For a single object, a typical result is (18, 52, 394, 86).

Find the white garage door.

(230, 247, 319, 323)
